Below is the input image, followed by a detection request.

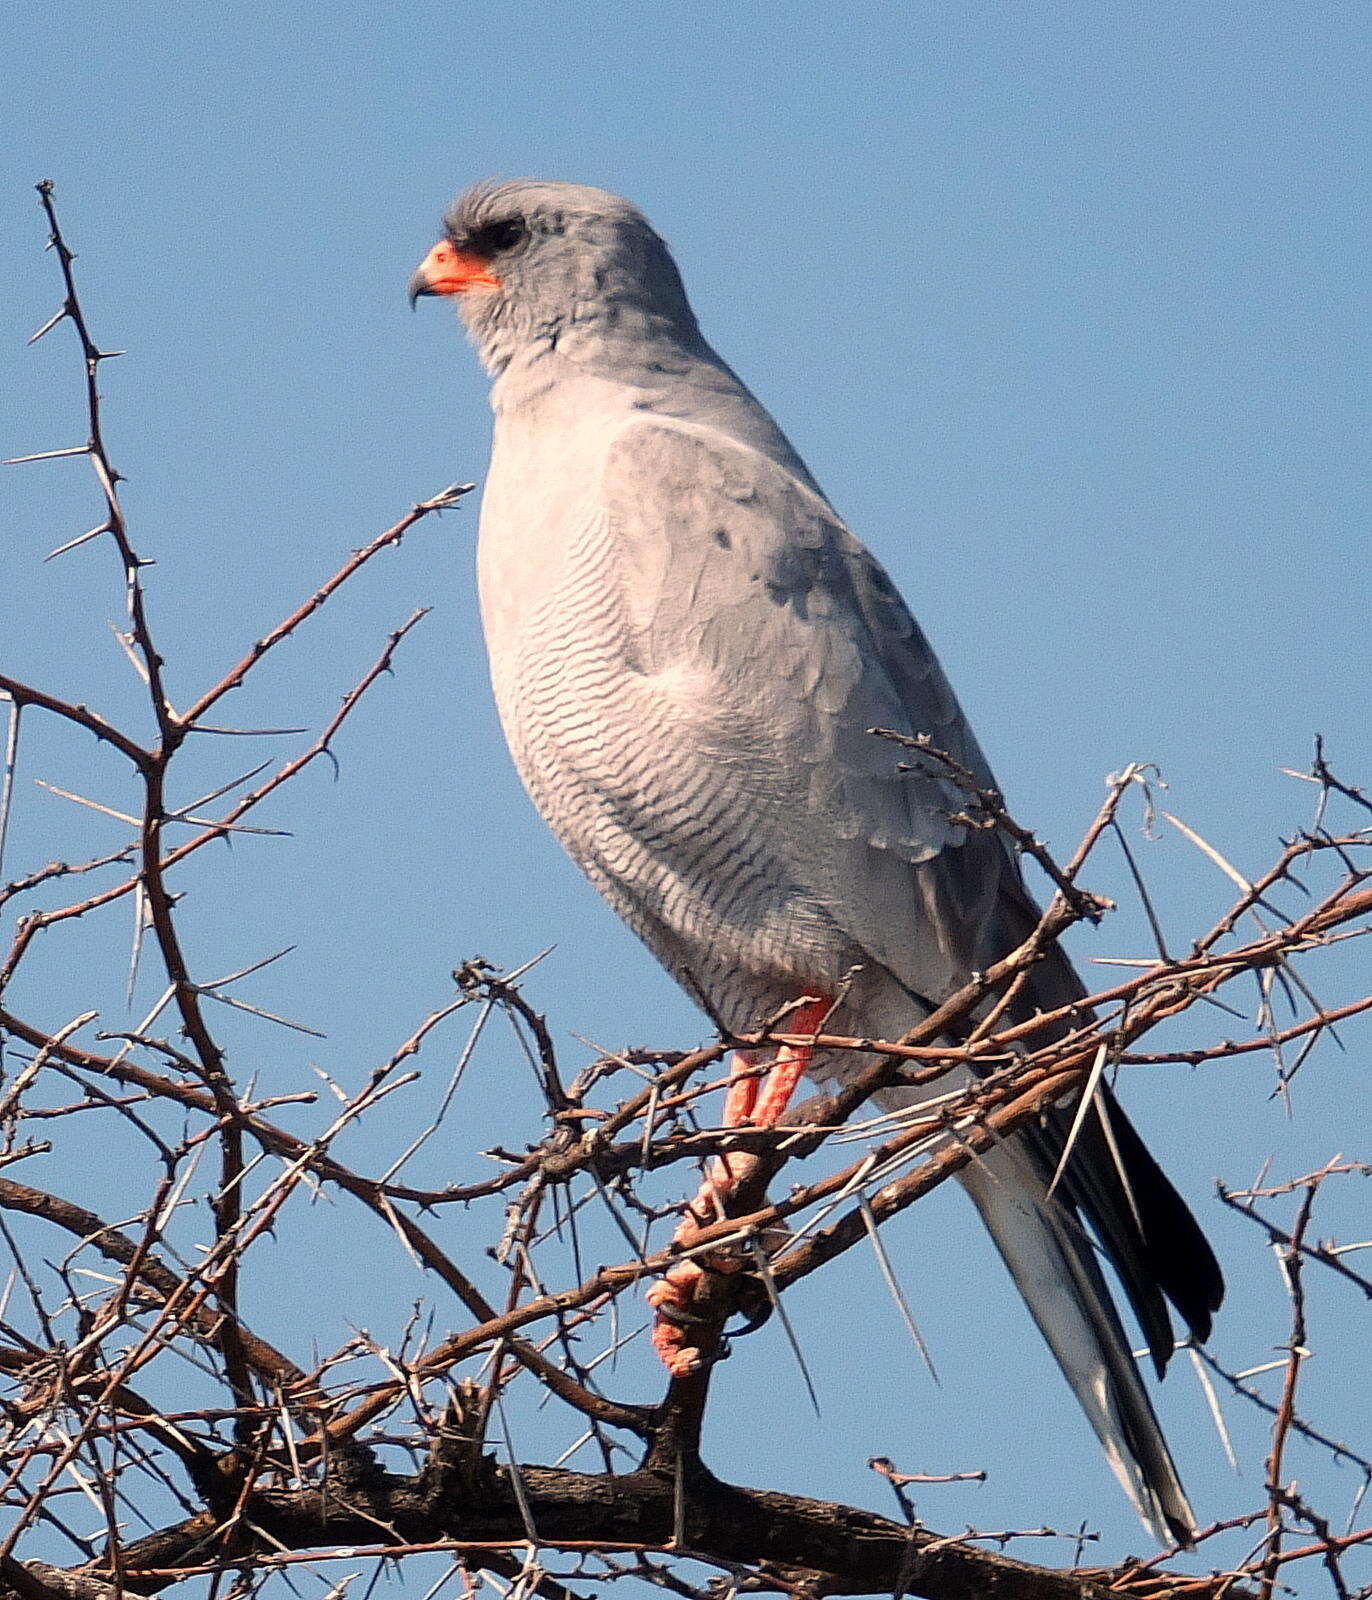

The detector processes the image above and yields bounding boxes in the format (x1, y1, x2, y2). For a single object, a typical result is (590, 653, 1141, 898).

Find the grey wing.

(603, 419, 1222, 1362)
(604, 416, 1026, 1011)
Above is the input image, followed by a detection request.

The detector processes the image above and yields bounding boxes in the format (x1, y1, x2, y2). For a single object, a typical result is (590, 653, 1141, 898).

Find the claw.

(724, 1301, 773, 1337)
(651, 1296, 714, 1331)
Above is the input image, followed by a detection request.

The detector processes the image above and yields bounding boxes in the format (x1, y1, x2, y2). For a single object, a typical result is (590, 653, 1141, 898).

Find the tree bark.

(63, 1456, 1197, 1600)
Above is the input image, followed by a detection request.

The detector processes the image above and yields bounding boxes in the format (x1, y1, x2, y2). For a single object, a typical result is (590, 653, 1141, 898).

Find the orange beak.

(408, 240, 502, 306)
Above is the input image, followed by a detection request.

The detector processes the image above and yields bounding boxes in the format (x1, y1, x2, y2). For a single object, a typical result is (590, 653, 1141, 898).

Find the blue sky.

(3, 1, 1369, 1584)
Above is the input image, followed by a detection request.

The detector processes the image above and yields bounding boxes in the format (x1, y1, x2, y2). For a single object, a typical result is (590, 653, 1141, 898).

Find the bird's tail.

(958, 1138, 1196, 1546)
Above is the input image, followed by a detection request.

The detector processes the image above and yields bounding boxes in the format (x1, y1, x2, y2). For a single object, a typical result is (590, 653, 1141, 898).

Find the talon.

(651, 1296, 714, 1331)
(724, 1303, 773, 1337)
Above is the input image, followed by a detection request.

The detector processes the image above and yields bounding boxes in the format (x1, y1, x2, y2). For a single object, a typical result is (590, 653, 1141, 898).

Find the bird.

(409, 178, 1223, 1545)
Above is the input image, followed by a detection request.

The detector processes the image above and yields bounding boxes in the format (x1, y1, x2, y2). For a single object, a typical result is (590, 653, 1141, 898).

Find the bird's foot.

(647, 1262, 718, 1374)
(646, 999, 830, 1377)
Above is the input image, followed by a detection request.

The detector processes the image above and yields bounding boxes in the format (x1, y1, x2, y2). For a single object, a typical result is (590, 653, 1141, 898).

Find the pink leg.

(738, 996, 829, 1132)
(720, 1049, 761, 1129)
(648, 999, 830, 1376)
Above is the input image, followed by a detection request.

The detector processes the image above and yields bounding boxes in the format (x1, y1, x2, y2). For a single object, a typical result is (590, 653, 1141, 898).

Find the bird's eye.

(470, 218, 526, 256)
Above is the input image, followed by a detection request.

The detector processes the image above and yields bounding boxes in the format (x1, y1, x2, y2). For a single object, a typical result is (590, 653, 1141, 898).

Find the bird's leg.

(648, 999, 829, 1376)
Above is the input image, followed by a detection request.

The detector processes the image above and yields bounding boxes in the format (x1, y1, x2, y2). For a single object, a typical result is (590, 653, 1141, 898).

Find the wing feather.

(601, 416, 1222, 1372)
(604, 416, 1011, 1002)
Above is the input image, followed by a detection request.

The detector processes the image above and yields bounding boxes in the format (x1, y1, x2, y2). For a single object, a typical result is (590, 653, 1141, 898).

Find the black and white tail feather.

(932, 939, 1223, 1546)
(964, 1131, 1205, 1545)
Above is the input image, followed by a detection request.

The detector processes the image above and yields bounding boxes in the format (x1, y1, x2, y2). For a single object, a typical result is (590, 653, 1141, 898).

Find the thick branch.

(67, 1461, 1158, 1600)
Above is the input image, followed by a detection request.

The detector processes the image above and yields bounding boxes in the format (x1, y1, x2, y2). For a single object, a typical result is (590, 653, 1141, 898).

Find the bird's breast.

(474, 462, 843, 1020)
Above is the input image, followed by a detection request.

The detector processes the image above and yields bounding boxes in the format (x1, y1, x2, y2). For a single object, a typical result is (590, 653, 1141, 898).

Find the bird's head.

(409, 179, 701, 375)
